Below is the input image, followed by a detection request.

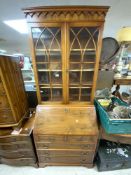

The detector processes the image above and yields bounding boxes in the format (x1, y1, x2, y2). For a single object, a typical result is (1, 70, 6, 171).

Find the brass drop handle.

(43, 144, 49, 149)
(82, 152, 88, 155)
(82, 159, 86, 162)
(44, 152, 49, 156)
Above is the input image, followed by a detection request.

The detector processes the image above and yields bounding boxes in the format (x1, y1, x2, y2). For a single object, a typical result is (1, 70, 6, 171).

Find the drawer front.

(38, 155, 92, 164)
(0, 109, 14, 124)
(35, 135, 97, 144)
(37, 149, 94, 160)
(0, 150, 35, 159)
(0, 95, 10, 108)
(0, 157, 36, 166)
(0, 136, 31, 143)
(0, 141, 33, 150)
(35, 142, 96, 150)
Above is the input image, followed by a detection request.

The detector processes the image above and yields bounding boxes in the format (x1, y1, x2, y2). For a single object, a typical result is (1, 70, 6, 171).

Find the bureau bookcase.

(24, 6, 109, 167)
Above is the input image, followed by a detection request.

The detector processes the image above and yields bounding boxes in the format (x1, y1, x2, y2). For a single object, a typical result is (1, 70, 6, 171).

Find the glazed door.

(31, 24, 65, 103)
(68, 23, 103, 103)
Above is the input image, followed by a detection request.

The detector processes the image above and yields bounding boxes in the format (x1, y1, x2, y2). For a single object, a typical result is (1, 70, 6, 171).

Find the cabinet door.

(68, 23, 102, 103)
(31, 24, 63, 103)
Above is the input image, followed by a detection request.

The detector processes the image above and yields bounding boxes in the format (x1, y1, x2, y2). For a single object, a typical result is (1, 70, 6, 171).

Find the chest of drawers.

(0, 114, 37, 166)
(34, 105, 98, 167)
(0, 55, 29, 127)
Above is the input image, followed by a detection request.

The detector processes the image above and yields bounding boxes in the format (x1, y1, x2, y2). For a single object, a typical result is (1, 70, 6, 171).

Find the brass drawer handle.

(43, 144, 49, 149)
(81, 144, 91, 149)
(82, 152, 88, 155)
(44, 157, 51, 160)
(44, 152, 49, 156)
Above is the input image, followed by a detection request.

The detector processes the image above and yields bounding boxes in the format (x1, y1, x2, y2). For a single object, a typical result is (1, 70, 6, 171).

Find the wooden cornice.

(23, 6, 109, 23)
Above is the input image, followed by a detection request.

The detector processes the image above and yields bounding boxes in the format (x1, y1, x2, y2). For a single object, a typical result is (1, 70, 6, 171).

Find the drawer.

(35, 135, 97, 144)
(37, 149, 94, 161)
(35, 142, 96, 150)
(0, 136, 31, 143)
(0, 109, 14, 124)
(0, 95, 10, 108)
(0, 157, 36, 166)
(0, 141, 33, 150)
(0, 150, 35, 159)
(38, 155, 92, 164)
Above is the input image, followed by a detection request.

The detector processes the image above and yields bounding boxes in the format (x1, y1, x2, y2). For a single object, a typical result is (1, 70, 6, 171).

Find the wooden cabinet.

(34, 105, 98, 167)
(0, 114, 37, 166)
(23, 6, 109, 104)
(0, 55, 29, 127)
(23, 6, 109, 167)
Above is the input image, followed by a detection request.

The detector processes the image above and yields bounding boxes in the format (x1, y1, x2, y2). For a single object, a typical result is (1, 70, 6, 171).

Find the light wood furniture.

(23, 6, 109, 167)
(23, 6, 109, 104)
(0, 114, 37, 166)
(34, 105, 98, 167)
(114, 77, 131, 85)
(0, 55, 29, 127)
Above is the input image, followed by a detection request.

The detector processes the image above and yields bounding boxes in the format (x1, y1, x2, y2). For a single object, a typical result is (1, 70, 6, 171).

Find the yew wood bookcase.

(23, 6, 109, 105)
(23, 6, 109, 167)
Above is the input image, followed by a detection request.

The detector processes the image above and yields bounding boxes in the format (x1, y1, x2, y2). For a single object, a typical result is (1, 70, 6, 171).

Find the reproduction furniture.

(0, 55, 29, 127)
(34, 105, 98, 167)
(0, 113, 37, 166)
(23, 6, 109, 167)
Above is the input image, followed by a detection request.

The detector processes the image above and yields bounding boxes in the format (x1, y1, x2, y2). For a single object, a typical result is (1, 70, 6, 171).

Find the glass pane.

(51, 71, 62, 85)
(70, 63, 80, 70)
(81, 88, 91, 101)
(52, 88, 62, 101)
(70, 51, 81, 62)
(40, 88, 51, 101)
(82, 63, 94, 70)
(69, 88, 79, 101)
(38, 72, 49, 84)
(69, 71, 80, 85)
(69, 27, 99, 102)
(32, 27, 62, 102)
(83, 50, 96, 62)
(82, 72, 94, 85)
